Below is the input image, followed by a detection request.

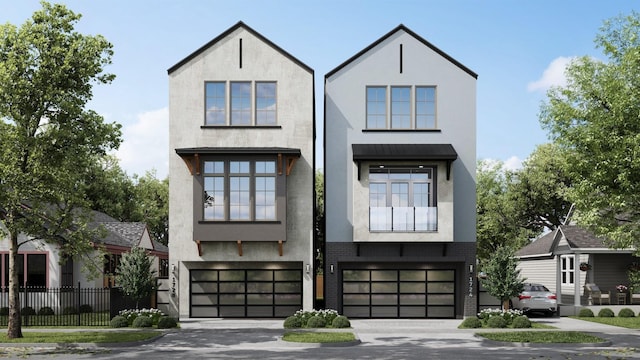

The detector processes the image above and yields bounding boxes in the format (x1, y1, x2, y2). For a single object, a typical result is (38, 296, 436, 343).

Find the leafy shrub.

(284, 316, 302, 329)
(157, 317, 177, 329)
(618, 308, 636, 318)
(21, 306, 35, 316)
(79, 304, 93, 314)
(288, 309, 340, 328)
(63, 306, 77, 315)
(132, 315, 153, 328)
(332, 315, 351, 328)
(460, 316, 482, 328)
(477, 308, 522, 325)
(119, 308, 165, 325)
(306, 315, 327, 328)
(511, 315, 531, 328)
(110, 315, 129, 328)
(38, 307, 54, 316)
(0, 307, 8, 316)
(598, 308, 615, 317)
(486, 316, 507, 328)
(578, 308, 594, 317)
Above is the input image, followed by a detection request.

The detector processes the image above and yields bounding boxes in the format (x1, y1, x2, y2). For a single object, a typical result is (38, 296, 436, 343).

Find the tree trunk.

(502, 299, 510, 311)
(7, 232, 22, 338)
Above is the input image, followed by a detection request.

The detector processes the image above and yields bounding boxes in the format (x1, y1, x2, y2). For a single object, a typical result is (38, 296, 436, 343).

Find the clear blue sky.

(2, 0, 637, 178)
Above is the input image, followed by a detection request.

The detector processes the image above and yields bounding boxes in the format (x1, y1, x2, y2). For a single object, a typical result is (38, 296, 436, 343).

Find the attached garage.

(341, 267, 456, 318)
(190, 263, 302, 318)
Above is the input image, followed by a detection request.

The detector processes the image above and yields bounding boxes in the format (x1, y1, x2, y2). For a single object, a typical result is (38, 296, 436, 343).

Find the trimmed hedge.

(332, 315, 351, 328)
(132, 315, 153, 328)
(486, 316, 507, 328)
(110, 315, 129, 328)
(511, 315, 532, 328)
(284, 316, 302, 329)
(157, 317, 178, 329)
(306, 315, 327, 328)
(578, 308, 594, 317)
(618, 308, 635, 318)
(460, 316, 482, 328)
(598, 308, 615, 318)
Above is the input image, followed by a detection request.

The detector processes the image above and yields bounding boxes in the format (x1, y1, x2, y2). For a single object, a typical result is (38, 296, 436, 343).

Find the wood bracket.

(278, 240, 283, 256)
(277, 153, 283, 175)
(196, 240, 202, 256)
(286, 157, 297, 176)
(237, 240, 243, 256)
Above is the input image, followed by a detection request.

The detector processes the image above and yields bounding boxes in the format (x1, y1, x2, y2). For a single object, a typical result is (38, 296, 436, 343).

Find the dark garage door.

(190, 267, 302, 318)
(342, 268, 456, 318)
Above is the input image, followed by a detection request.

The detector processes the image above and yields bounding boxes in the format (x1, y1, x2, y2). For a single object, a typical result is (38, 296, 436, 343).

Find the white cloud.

(114, 107, 169, 179)
(527, 56, 574, 92)
(502, 156, 523, 171)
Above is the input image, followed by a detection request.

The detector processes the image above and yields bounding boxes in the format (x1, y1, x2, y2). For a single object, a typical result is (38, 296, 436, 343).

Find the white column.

(556, 255, 562, 304)
(574, 253, 581, 306)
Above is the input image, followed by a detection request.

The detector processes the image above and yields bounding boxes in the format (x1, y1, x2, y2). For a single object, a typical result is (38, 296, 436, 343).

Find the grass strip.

(0, 331, 159, 343)
(477, 331, 605, 343)
(282, 331, 356, 343)
(570, 316, 640, 329)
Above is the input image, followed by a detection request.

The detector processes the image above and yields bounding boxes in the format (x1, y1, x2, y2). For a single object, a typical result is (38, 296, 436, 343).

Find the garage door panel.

(190, 267, 302, 318)
(342, 267, 456, 319)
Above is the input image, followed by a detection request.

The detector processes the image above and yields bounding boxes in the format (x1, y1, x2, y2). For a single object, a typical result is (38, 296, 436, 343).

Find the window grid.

(203, 160, 277, 221)
(561, 255, 575, 285)
(367, 85, 437, 130)
(204, 81, 278, 126)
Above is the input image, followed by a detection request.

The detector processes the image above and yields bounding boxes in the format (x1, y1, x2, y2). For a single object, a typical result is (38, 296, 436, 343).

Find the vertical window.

(416, 86, 436, 129)
(231, 82, 251, 125)
(561, 255, 575, 285)
(204, 161, 225, 220)
(205, 82, 226, 125)
(391, 87, 411, 128)
(366, 87, 387, 129)
(369, 167, 435, 232)
(256, 82, 276, 125)
(229, 161, 251, 220)
(255, 161, 276, 220)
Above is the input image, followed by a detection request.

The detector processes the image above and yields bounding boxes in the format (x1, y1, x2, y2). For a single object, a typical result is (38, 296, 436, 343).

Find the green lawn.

(0, 331, 160, 343)
(477, 331, 605, 344)
(570, 316, 640, 329)
(282, 331, 356, 343)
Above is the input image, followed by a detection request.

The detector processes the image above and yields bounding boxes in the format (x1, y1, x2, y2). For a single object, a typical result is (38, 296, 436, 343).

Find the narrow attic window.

(239, 38, 243, 69)
(399, 44, 403, 74)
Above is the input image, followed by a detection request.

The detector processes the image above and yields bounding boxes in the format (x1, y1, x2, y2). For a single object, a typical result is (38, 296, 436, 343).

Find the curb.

(474, 333, 612, 348)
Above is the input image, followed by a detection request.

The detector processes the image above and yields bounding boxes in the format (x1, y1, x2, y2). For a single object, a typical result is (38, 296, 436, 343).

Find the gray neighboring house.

(167, 22, 315, 319)
(324, 25, 477, 318)
(516, 224, 640, 311)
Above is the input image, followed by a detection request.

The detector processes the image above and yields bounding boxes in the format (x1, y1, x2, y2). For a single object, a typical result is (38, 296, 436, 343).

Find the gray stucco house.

(167, 22, 315, 318)
(323, 25, 477, 318)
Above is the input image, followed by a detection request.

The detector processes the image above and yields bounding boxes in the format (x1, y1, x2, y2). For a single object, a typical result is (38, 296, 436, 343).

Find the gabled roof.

(516, 225, 620, 258)
(167, 21, 313, 75)
(325, 24, 477, 80)
(89, 211, 168, 255)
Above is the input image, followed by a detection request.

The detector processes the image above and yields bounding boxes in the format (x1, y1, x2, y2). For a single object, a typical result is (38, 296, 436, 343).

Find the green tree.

(84, 155, 137, 222)
(508, 143, 572, 232)
(481, 246, 525, 310)
(115, 247, 157, 309)
(131, 171, 169, 246)
(540, 12, 640, 251)
(315, 170, 324, 274)
(0, 2, 120, 338)
(476, 160, 533, 264)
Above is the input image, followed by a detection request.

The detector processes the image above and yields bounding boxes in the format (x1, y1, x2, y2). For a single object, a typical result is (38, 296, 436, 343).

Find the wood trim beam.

(194, 153, 201, 175)
(278, 240, 283, 256)
(286, 157, 297, 176)
(237, 240, 243, 256)
(277, 153, 283, 175)
(196, 240, 202, 256)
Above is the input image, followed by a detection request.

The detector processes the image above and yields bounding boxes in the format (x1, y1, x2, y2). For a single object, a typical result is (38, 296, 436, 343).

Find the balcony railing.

(369, 207, 437, 232)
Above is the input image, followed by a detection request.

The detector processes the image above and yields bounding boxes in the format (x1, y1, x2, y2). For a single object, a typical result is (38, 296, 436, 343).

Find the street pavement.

(1, 316, 640, 359)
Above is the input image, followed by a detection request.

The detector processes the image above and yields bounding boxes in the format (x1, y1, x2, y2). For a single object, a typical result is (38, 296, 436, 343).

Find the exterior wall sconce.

(330, 264, 334, 274)
(306, 264, 311, 274)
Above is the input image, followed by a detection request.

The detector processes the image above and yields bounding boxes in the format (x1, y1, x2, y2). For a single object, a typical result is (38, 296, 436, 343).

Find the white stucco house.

(323, 24, 478, 318)
(167, 22, 315, 318)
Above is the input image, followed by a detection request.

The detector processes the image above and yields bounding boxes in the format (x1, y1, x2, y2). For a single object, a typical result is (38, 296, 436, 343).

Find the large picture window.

(204, 81, 277, 126)
(366, 85, 437, 129)
(2, 253, 47, 289)
(204, 160, 277, 221)
(369, 166, 436, 232)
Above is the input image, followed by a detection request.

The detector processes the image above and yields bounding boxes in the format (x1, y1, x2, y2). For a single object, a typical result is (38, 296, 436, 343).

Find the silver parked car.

(510, 283, 557, 316)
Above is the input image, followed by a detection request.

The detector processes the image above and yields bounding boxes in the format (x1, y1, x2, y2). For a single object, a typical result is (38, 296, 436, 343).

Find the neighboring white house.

(167, 22, 315, 318)
(0, 210, 168, 290)
(324, 24, 478, 318)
